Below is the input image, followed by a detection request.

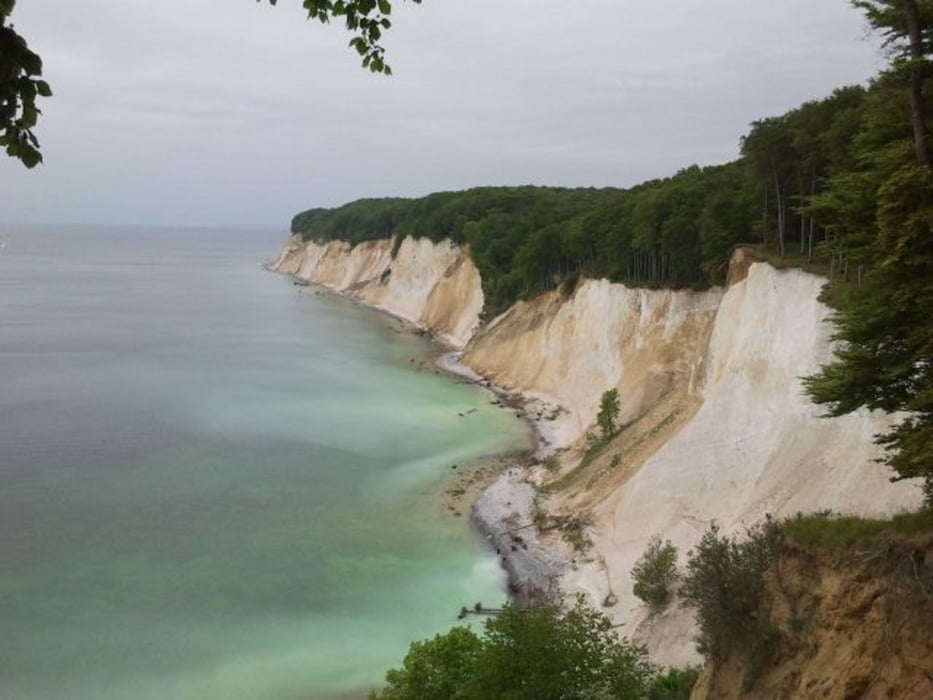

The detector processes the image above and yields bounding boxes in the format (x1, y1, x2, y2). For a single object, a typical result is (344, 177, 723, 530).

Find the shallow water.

(0, 225, 531, 699)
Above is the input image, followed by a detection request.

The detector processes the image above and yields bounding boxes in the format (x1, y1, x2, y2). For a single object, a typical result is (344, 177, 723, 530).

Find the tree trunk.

(762, 189, 769, 245)
(808, 218, 816, 264)
(808, 166, 817, 263)
(903, 0, 930, 166)
(800, 204, 806, 254)
(773, 170, 785, 258)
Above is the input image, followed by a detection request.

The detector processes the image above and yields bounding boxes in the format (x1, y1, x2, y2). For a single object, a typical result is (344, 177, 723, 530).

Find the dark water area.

(0, 225, 530, 699)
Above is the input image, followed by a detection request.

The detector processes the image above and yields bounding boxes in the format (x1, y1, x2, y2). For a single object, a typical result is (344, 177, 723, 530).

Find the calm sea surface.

(0, 225, 530, 699)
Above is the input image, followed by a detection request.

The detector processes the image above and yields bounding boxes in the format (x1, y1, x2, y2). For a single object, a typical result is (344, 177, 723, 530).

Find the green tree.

(631, 536, 680, 612)
(852, 0, 933, 164)
(681, 522, 780, 669)
(597, 388, 621, 440)
(804, 164, 933, 502)
(805, 1, 933, 503)
(647, 667, 701, 700)
(375, 626, 482, 700)
(371, 600, 658, 700)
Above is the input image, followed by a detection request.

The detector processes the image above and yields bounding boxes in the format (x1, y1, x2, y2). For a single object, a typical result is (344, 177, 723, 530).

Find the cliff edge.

(271, 234, 924, 668)
(691, 534, 933, 699)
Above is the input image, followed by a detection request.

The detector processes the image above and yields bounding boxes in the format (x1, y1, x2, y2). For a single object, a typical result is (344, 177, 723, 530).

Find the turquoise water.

(0, 226, 531, 699)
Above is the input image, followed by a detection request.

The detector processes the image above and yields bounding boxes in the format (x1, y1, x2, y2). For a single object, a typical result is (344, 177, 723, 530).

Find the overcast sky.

(1, 1, 883, 229)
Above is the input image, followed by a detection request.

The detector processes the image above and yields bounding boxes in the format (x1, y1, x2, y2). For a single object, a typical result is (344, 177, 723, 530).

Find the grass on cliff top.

(781, 509, 933, 550)
(744, 244, 832, 278)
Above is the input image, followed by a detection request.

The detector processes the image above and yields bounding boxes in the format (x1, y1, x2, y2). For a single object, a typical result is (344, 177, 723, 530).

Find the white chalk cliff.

(272, 234, 482, 348)
(271, 235, 923, 665)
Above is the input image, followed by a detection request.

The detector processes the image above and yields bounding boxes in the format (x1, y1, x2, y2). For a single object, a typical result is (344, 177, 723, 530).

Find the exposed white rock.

(561, 263, 923, 666)
(270, 235, 483, 349)
(271, 234, 924, 667)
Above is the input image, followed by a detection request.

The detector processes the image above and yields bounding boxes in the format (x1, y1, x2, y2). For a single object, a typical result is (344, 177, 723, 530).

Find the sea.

(0, 225, 531, 699)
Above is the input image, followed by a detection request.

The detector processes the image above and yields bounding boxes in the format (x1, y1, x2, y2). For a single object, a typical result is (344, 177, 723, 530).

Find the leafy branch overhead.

(261, 0, 422, 75)
(0, 0, 52, 168)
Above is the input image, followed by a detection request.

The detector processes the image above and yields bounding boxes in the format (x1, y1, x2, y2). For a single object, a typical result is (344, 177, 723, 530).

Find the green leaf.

(377, 0, 391, 15)
(35, 80, 52, 97)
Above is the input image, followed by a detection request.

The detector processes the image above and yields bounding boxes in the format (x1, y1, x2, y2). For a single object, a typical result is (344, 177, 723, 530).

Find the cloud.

(1, 0, 883, 227)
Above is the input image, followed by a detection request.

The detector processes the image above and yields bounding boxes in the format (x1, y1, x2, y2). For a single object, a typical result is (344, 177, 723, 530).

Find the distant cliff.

(272, 234, 482, 348)
(270, 234, 924, 668)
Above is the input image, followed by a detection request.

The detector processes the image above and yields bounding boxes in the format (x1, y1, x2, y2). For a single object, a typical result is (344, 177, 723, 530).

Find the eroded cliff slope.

(272, 234, 924, 667)
(691, 534, 933, 700)
(272, 234, 483, 348)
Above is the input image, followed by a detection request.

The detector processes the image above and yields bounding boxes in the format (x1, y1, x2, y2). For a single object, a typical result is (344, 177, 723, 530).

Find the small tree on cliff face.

(632, 536, 680, 612)
(597, 389, 621, 440)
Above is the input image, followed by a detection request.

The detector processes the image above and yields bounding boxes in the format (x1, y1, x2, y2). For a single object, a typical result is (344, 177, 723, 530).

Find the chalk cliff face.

(271, 234, 483, 349)
(557, 261, 923, 666)
(272, 234, 923, 666)
(462, 279, 723, 449)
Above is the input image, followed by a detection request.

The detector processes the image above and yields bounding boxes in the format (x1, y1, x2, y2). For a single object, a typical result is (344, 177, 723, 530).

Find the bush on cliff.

(680, 521, 780, 674)
(370, 598, 684, 700)
(631, 536, 680, 612)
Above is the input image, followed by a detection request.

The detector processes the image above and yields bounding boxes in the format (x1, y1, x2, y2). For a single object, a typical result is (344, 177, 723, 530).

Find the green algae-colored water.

(0, 225, 531, 699)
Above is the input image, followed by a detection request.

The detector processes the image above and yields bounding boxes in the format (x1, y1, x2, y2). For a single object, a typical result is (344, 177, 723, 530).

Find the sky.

(1, 0, 884, 229)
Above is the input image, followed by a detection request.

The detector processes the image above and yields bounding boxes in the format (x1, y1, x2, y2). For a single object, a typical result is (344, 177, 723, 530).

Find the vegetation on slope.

(680, 512, 933, 696)
(369, 598, 698, 700)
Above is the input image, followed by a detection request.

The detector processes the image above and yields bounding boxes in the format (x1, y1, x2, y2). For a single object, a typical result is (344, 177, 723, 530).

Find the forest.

(292, 2, 932, 498)
(292, 78, 911, 316)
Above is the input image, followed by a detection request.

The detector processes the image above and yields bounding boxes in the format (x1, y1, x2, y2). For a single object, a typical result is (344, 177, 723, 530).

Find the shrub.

(631, 536, 679, 612)
(680, 521, 780, 678)
(371, 599, 657, 700)
(563, 521, 592, 553)
(374, 626, 481, 700)
(647, 666, 701, 700)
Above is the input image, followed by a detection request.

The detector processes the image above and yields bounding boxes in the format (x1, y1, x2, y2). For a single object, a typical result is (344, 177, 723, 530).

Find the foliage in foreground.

(370, 599, 696, 700)
(804, 164, 933, 504)
(631, 536, 679, 612)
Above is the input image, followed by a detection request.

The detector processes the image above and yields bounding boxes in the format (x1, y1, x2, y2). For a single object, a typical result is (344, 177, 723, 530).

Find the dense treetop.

(290, 84, 877, 314)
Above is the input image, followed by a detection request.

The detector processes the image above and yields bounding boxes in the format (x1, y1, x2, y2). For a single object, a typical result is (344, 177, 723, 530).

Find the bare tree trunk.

(800, 205, 806, 254)
(808, 218, 816, 264)
(773, 170, 785, 258)
(762, 189, 769, 245)
(807, 167, 817, 263)
(903, 0, 930, 166)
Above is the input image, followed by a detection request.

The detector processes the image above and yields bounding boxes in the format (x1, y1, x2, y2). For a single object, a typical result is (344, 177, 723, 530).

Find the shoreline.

(272, 266, 567, 607)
